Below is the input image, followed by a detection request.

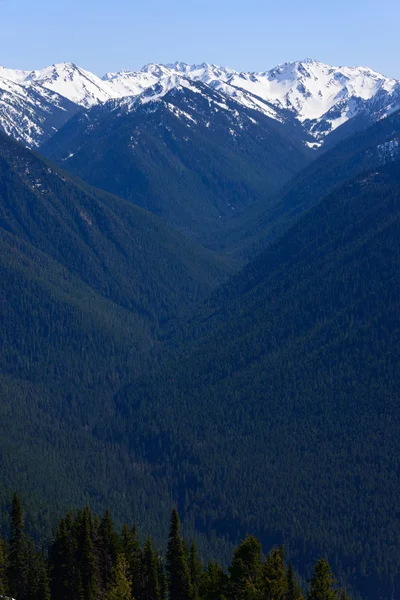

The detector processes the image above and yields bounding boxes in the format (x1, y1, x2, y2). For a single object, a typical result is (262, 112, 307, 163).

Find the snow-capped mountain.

(24, 62, 119, 107)
(0, 75, 79, 147)
(0, 59, 399, 148)
(100, 59, 400, 146)
(42, 79, 310, 241)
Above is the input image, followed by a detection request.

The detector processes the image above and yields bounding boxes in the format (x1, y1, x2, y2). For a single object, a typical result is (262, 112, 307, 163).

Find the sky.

(1, 0, 400, 78)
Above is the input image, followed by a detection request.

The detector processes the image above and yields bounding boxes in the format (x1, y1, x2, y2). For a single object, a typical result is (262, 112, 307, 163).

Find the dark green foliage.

(8, 492, 28, 599)
(307, 559, 337, 600)
(286, 563, 304, 600)
(105, 554, 132, 600)
(98, 510, 120, 593)
(26, 541, 51, 600)
(200, 561, 227, 600)
(0, 498, 354, 600)
(49, 512, 78, 600)
(115, 160, 400, 599)
(121, 524, 143, 599)
(263, 547, 287, 600)
(189, 540, 203, 600)
(228, 535, 263, 600)
(76, 507, 100, 600)
(166, 509, 192, 600)
(158, 556, 168, 600)
(142, 536, 161, 600)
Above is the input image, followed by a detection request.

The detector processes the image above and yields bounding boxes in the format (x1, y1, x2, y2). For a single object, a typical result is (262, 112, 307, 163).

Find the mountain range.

(0, 53, 399, 600)
(1, 59, 400, 148)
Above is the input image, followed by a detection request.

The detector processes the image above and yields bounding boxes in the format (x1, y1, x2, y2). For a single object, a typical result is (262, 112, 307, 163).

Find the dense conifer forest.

(0, 494, 352, 600)
(0, 100, 399, 600)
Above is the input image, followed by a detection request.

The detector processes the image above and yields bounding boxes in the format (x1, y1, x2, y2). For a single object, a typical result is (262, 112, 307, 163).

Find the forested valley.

(0, 73, 399, 600)
(0, 493, 351, 600)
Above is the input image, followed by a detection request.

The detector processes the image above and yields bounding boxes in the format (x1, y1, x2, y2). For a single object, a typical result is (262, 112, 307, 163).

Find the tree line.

(0, 493, 351, 600)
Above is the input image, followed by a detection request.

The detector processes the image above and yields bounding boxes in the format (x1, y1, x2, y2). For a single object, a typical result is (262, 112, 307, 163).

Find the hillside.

(224, 109, 400, 258)
(113, 160, 400, 599)
(0, 132, 230, 536)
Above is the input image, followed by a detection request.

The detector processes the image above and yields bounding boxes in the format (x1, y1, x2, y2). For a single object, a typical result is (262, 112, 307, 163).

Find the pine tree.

(143, 536, 160, 600)
(105, 554, 132, 600)
(229, 535, 263, 600)
(263, 546, 287, 600)
(286, 563, 303, 600)
(188, 540, 203, 600)
(307, 559, 337, 600)
(166, 509, 192, 600)
(8, 492, 28, 600)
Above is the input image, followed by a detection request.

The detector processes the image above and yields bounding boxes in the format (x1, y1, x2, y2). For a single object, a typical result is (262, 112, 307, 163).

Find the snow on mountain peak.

(1, 58, 399, 148)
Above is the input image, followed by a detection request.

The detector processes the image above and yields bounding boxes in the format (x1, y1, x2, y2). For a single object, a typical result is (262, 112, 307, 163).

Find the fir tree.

(143, 536, 160, 600)
(26, 541, 50, 600)
(50, 512, 78, 600)
(76, 506, 99, 600)
(105, 554, 132, 600)
(157, 555, 168, 600)
(122, 523, 142, 600)
(229, 535, 263, 600)
(263, 546, 287, 600)
(200, 560, 227, 600)
(307, 559, 337, 600)
(99, 509, 120, 593)
(188, 540, 203, 600)
(166, 509, 192, 600)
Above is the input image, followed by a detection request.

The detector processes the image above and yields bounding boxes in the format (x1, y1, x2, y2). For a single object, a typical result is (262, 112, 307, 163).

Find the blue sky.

(1, 0, 399, 78)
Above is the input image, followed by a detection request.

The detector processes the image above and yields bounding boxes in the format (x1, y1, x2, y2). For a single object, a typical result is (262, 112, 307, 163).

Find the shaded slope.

(0, 132, 230, 536)
(42, 81, 311, 244)
(115, 161, 400, 598)
(226, 109, 400, 258)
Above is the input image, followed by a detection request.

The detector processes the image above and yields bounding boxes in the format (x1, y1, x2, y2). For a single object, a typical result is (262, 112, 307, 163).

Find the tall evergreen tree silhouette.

(229, 535, 263, 600)
(105, 554, 132, 600)
(99, 509, 119, 593)
(122, 523, 142, 599)
(307, 559, 336, 600)
(166, 509, 192, 600)
(263, 546, 287, 600)
(76, 506, 99, 600)
(8, 492, 28, 599)
(188, 539, 203, 600)
(143, 536, 160, 600)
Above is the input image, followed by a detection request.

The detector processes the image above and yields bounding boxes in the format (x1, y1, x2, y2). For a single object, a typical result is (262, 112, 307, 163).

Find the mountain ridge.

(1, 58, 399, 148)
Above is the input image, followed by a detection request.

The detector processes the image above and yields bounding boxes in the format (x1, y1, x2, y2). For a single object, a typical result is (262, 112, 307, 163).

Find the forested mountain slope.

(113, 160, 400, 599)
(0, 132, 230, 538)
(225, 109, 400, 258)
(41, 80, 311, 244)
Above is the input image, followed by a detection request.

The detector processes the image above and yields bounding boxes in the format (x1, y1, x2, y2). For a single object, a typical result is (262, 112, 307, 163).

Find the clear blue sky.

(1, 0, 399, 78)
